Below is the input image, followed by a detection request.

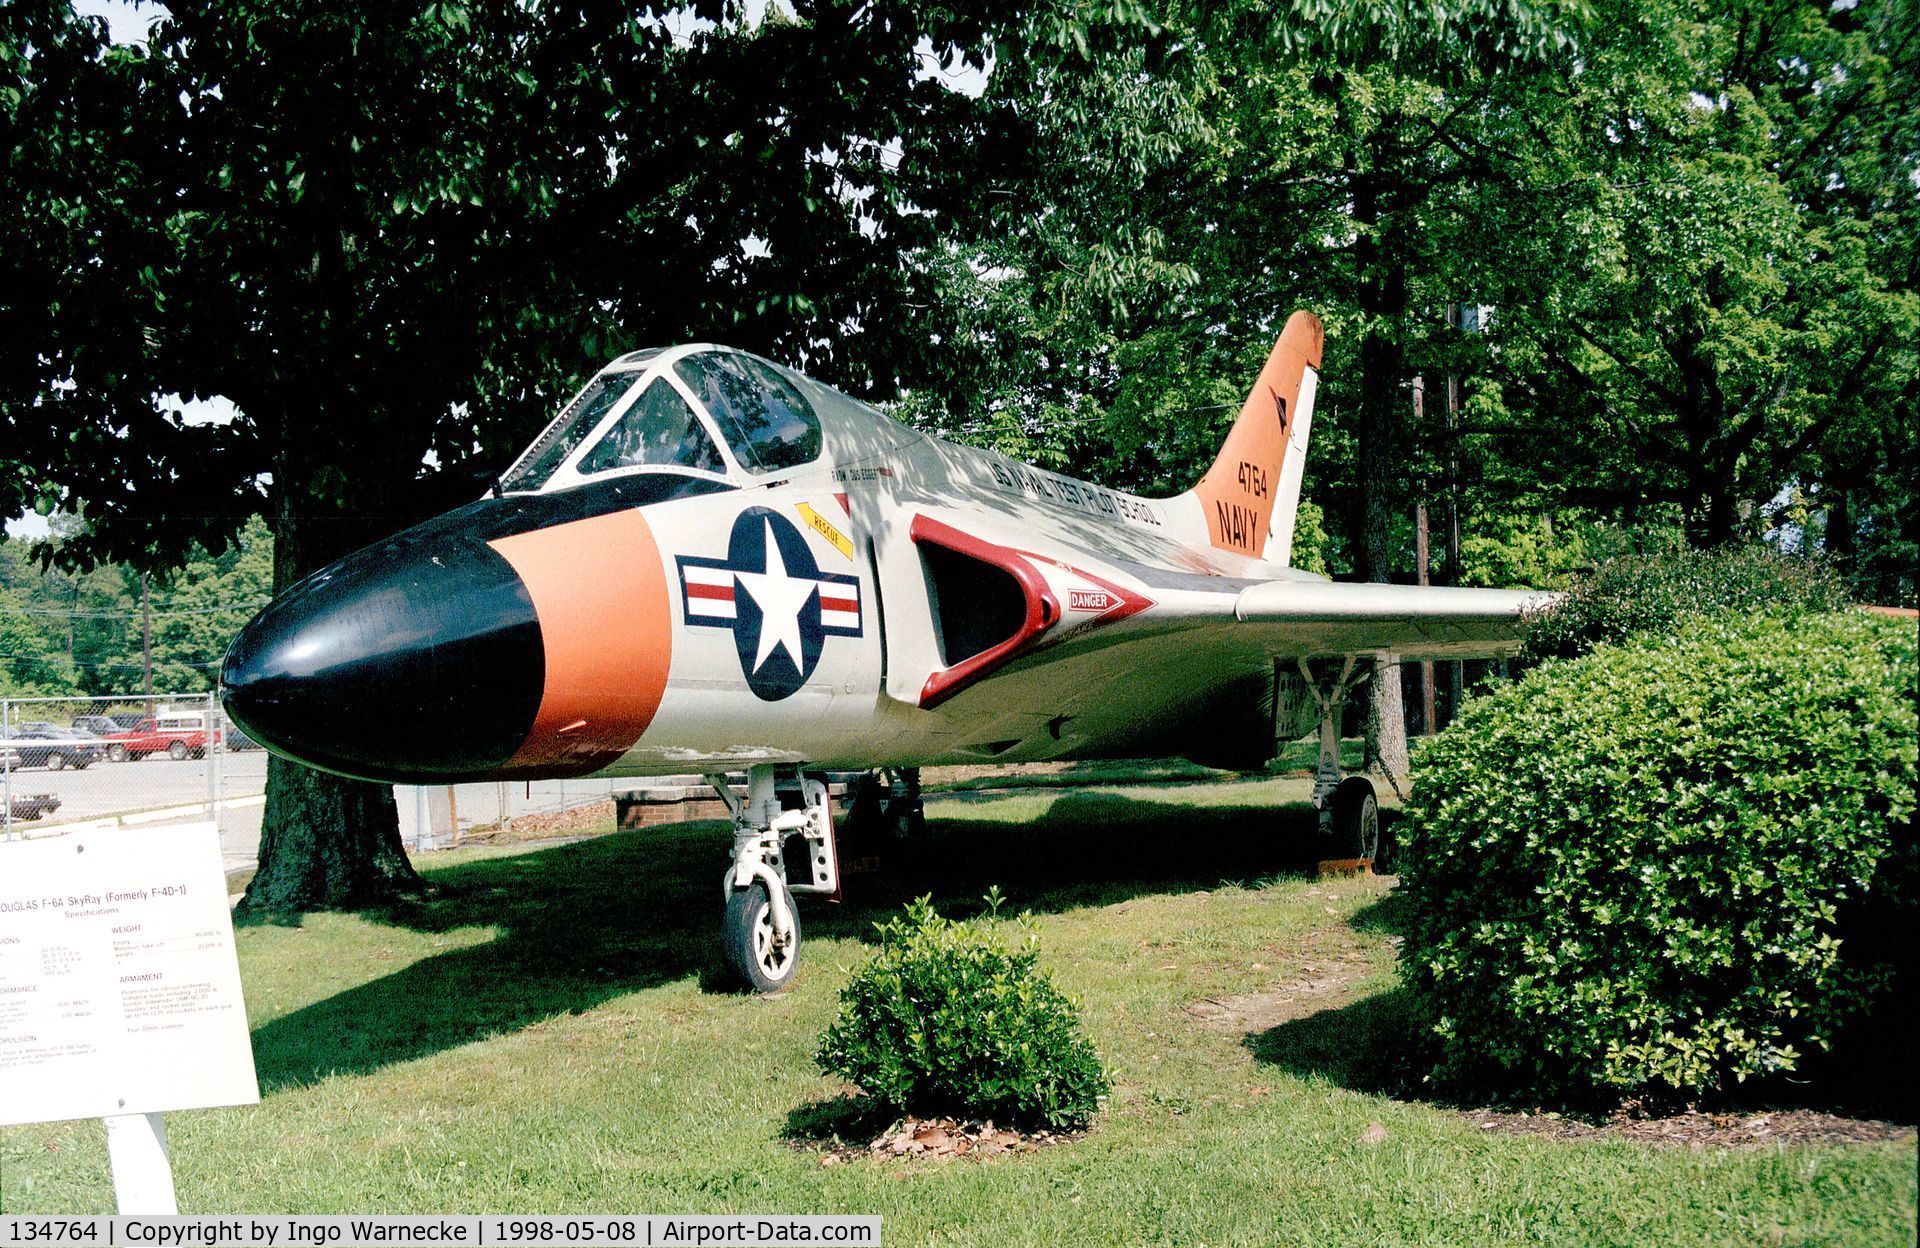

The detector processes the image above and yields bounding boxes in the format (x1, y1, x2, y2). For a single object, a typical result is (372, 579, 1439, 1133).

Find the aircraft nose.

(220, 535, 546, 783)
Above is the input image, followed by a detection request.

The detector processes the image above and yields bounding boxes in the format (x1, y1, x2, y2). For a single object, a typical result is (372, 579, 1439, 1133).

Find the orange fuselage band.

(489, 509, 672, 774)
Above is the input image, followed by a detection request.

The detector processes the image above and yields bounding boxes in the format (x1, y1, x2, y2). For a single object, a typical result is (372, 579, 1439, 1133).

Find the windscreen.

(499, 373, 640, 493)
(576, 380, 724, 476)
(673, 352, 821, 473)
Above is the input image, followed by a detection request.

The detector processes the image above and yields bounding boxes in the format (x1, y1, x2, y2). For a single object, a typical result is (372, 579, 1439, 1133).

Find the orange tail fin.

(1188, 311, 1323, 562)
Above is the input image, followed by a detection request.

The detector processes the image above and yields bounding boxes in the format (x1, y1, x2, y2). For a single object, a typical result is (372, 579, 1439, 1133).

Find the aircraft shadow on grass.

(245, 790, 1372, 1091)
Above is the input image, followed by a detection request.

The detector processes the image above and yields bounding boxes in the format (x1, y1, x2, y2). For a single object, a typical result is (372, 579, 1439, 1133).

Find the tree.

(939, 0, 1590, 776)
(1467, 0, 1920, 556)
(4, 0, 1014, 909)
(0, 518, 272, 698)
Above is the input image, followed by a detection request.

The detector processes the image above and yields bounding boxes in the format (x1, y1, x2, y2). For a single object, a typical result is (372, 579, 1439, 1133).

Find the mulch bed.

(1460, 1106, 1915, 1149)
(796, 1114, 1080, 1166)
(460, 800, 616, 845)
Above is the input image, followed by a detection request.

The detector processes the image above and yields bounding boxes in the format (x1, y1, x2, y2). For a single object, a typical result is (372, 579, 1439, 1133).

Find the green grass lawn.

(4, 777, 1914, 1245)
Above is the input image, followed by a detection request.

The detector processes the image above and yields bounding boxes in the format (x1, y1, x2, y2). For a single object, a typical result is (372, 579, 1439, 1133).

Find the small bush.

(1521, 547, 1851, 663)
(816, 895, 1109, 1131)
(1401, 612, 1917, 1105)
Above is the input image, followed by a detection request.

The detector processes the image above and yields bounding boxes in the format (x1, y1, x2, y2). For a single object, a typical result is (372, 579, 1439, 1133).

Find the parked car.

(6, 726, 105, 770)
(103, 713, 215, 761)
(5, 789, 62, 821)
(71, 714, 124, 737)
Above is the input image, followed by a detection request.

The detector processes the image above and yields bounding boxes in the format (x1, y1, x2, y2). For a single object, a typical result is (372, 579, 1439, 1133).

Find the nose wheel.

(709, 764, 840, 994)
(724, 877, 802, 994)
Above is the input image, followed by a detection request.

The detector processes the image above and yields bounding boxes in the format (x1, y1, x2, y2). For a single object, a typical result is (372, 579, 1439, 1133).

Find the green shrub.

(816, 895, 1109, 1130)
(1401, 612, 1917, 1104)
(1521, 547, 1852, 663)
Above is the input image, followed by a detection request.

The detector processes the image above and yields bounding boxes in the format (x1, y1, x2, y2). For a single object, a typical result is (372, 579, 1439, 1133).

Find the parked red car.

(104, 713, 216, 761)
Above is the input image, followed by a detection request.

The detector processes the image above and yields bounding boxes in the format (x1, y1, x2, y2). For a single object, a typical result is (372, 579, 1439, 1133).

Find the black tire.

(1330, 776, 1386, 868)
(167, 740, 189, 761)
(107, 744, 127, 762)
(48, 752, 66, 772)
(723, 878, 801, 994)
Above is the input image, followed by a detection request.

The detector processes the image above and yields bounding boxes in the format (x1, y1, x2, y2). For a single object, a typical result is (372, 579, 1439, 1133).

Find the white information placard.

(0, 823, 259, 1126)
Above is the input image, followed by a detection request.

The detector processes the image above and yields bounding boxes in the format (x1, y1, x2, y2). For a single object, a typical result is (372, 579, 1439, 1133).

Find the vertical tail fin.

(1186, 311, 1323, 563)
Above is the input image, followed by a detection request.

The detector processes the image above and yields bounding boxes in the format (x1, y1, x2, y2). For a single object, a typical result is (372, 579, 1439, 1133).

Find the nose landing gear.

(710, 764, 840, 993)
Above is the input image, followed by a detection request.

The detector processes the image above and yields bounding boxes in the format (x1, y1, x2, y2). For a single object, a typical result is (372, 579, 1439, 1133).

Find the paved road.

(2, 749, 268, 823)
(3, 750, 629, 871)
(3, 749, 271, 865)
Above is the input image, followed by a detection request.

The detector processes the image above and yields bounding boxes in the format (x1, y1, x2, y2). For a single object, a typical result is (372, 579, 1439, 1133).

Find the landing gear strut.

(841, 766, 924, 850)
(709, 764, 840, 994)
(1298, 658, 1390, 871)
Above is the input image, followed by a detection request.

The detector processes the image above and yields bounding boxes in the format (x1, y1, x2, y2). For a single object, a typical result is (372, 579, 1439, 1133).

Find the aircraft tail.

(1185, 311, 1323, 563)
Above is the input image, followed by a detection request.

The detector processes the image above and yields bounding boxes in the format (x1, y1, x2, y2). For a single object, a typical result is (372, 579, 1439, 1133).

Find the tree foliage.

(3, 0, 1022, 908)
(928, 0, 1914, 603)
(0, 519, 273, 698)
(1467, 0, 1920, 559)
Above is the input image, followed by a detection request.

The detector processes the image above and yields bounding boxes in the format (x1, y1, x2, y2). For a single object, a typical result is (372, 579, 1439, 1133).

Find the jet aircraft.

(222, 312, 1541, 991)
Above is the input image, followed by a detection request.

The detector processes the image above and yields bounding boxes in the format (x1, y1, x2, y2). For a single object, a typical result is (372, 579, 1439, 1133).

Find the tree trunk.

(1696, 472, 1742, 548)
(245, 756, 416, 910)
(1825, 487, 1855, 567)
(1366, 662, 1410, 790)
(1352, 167, 1411, 786)
(236, 466, 423, 916)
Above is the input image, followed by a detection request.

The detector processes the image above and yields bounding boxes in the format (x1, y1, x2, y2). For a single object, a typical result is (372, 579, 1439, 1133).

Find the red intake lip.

(912, 516, 1058, 710)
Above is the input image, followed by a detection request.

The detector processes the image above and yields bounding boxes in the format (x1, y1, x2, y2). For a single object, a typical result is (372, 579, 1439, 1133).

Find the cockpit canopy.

(497, 347, 821, 494)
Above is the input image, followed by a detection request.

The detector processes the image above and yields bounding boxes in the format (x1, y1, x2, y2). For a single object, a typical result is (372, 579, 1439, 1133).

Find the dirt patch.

(1184, 904, 1388, 1031)
(1184, 954, 1378, 1031)
(1463, 1107, 1916, 1149)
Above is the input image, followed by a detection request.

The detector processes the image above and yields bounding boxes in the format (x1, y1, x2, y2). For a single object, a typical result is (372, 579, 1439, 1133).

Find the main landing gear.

(842, 766, 925, 848)
(709, 765, 842, 994)
(1297, 658, 1389, 871)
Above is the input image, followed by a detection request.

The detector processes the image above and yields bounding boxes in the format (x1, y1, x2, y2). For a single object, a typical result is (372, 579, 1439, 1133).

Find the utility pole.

(141, 573, 154, 710)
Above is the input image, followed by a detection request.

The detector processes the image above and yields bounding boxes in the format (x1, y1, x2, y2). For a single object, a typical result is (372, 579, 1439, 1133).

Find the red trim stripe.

(686, 582, 735, 601)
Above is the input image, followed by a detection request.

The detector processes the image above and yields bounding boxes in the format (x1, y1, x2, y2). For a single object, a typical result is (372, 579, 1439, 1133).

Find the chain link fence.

(0, 693, 264, 864)
(1, 693, 639, 865)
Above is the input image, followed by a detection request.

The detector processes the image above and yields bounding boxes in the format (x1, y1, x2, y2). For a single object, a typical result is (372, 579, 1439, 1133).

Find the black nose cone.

(221, 530, 545, 783)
